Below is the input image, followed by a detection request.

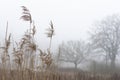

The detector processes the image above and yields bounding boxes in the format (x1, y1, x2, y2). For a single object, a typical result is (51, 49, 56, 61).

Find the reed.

(0, 6, 119, 80)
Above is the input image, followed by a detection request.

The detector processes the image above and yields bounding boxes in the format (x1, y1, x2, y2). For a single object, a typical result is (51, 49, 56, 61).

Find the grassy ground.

(0, 68, 120, 80)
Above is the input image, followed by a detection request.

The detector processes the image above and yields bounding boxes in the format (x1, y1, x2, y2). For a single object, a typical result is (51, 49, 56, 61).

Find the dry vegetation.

(0, 68, 120, 80)
(0, 6, 120, 80)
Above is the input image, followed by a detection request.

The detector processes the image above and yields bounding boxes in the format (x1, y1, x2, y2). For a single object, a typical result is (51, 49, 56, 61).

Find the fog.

(1, 1, 120, 80)
(0, 0, 120, 51)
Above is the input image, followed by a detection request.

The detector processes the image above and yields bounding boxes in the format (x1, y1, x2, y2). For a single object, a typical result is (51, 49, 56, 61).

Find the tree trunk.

(74, 63, 77, 70)
(110, 54, 116, 69)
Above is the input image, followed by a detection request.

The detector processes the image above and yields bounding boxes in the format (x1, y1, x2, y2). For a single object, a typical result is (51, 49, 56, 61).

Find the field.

(0, 6, 120, 80)
(0, 68, 120, 80)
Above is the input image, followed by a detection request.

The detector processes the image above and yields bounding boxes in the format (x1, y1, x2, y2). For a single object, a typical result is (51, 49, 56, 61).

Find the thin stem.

(49, 37, 52, 51)
(5, 21, 8, 45)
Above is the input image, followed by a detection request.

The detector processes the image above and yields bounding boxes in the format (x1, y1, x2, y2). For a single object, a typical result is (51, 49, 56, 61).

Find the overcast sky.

(0, 0, 120, 50)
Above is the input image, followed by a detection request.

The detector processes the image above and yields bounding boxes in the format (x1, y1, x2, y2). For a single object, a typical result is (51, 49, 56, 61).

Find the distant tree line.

(58, 14, 120, 72)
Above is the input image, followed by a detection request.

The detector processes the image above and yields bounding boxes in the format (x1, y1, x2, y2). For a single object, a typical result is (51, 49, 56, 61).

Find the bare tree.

(91, 14, 120, 69)
(58, 40, 90, 69)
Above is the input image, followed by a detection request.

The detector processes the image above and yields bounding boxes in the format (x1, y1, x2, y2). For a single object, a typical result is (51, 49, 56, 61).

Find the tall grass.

(0, 6, 120, 80)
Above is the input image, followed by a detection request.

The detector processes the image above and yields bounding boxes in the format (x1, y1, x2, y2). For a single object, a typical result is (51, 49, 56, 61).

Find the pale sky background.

(0, 0, 120, 51)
